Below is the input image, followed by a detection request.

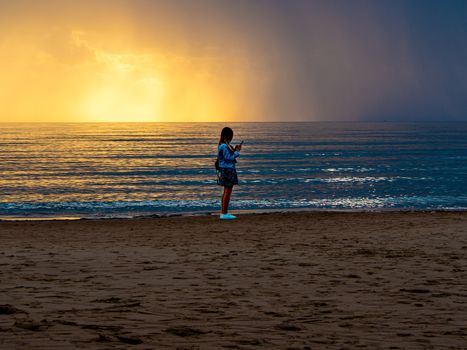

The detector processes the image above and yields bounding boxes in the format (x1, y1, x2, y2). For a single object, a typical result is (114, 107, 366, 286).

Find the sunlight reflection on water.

(1, 122, 466, 217)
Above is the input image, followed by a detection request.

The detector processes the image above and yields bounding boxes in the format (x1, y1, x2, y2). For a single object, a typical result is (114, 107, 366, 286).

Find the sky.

(1, 0, 467, 122)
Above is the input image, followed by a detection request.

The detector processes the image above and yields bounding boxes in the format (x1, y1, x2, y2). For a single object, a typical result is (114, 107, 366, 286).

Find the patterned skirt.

(217, 167, 239, 187)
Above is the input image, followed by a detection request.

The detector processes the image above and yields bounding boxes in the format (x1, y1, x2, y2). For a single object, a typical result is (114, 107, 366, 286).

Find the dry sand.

(0, 211, 466, 349)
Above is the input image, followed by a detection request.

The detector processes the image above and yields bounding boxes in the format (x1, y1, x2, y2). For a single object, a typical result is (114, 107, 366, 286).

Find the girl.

(217, 127, 242, 219)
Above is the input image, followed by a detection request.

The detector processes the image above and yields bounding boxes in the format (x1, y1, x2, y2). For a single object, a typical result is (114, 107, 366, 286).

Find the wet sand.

(0, 211, 466, 349)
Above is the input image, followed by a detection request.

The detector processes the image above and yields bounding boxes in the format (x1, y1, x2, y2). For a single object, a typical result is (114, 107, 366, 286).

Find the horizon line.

(1, 120, 466, 124)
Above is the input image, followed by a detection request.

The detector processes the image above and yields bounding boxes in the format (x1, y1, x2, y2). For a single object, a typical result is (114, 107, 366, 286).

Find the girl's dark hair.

(219, 127, 234, 145)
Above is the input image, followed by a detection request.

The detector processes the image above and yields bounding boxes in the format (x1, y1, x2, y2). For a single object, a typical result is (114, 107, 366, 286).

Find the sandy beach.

(0, 211, 466, 349)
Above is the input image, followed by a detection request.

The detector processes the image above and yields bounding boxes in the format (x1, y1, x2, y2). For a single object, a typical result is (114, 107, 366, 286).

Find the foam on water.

(1, 195, 466, 219)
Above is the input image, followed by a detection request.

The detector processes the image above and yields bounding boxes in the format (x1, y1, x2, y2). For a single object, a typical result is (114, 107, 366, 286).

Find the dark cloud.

(123, 0, 467, 121)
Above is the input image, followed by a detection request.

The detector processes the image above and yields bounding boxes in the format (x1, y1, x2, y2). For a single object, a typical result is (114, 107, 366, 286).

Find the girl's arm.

(221, 144, 239, 161)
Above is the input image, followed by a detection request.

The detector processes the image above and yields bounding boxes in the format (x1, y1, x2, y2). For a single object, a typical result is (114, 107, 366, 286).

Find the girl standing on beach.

(217, 127, 242, 219)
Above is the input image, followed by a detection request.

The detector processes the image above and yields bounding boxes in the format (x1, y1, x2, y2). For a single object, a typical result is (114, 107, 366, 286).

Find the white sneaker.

(220, 213, 237, 220)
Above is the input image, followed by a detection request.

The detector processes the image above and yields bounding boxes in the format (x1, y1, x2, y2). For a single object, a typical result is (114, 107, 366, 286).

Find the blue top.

(218, 143, 239, 169)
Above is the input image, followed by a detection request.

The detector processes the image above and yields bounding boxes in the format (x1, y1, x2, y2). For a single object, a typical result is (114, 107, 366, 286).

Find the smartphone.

(239, 140, 244, 146)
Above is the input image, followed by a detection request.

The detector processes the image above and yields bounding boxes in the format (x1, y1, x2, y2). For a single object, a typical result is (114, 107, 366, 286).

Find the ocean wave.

(240, 176, 425, 184)
(1, 195, 466, 218)
(304, 176, 414, 183)
(323, 167, 375, 172)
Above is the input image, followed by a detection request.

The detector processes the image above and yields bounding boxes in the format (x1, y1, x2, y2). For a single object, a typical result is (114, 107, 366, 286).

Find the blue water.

(0, 122, 466, 218)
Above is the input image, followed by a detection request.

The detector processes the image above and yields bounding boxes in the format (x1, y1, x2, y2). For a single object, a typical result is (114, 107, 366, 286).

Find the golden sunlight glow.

(0, 23, 252, 122)
(79, 48, 166, 122)
(81, 79, 164, 122)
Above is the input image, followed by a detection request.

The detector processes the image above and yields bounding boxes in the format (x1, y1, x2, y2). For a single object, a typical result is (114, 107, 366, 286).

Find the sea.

(1, 122, 466, 219)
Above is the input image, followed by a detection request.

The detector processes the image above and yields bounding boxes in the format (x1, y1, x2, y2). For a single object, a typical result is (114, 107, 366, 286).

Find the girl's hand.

(235, 144, 242, 152)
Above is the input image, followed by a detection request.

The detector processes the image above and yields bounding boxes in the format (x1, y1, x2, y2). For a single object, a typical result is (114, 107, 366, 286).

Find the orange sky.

(0, 1, 268, 122)
(1, 0, 466, 122)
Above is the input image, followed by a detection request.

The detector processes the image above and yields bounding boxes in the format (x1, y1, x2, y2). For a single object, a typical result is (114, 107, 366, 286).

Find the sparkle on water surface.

(0, 122, 466, 218)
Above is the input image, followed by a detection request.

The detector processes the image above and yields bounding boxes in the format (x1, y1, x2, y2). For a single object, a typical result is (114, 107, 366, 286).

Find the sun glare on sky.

(0, 5, 250, 123)
(79, 48, 166, 122)
(3, 0, 467, 122)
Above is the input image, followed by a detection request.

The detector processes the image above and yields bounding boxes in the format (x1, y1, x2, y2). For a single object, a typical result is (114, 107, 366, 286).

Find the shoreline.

(1, 206, 467, 222)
